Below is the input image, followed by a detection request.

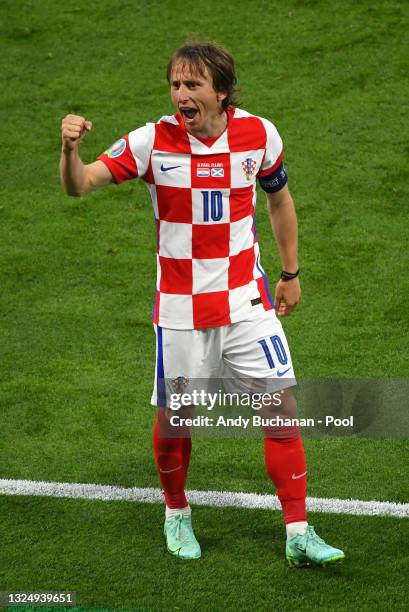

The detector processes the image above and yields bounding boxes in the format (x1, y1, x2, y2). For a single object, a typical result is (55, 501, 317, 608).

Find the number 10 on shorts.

(258, 336, 288, 369)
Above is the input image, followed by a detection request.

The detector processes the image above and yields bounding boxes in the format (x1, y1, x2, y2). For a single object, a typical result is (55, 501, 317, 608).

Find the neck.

(187, 110, 227, 139)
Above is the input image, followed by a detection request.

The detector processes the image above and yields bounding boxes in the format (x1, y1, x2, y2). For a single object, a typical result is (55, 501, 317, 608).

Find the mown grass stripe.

(0, 478, 408, 518)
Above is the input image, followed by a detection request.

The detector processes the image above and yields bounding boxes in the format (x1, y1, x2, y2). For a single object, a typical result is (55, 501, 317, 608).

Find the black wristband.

(280, 268, 300, 281)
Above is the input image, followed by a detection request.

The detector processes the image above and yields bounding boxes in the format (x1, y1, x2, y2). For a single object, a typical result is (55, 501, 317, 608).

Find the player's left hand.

(274, 277, 301, 316)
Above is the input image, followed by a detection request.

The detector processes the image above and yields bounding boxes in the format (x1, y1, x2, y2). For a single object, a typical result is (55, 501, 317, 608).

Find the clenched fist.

(61, 114, 92, 151)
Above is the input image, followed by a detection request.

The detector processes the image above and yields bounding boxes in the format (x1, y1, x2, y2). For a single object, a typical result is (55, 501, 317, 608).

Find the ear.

(217, 92, 227, 102)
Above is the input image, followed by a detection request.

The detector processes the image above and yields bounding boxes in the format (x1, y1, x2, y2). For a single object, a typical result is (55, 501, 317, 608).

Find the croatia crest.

(241, 157, 257, 181)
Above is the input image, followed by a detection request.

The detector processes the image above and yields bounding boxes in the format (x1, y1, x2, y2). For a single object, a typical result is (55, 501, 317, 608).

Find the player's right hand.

(61, 114, 92, 151)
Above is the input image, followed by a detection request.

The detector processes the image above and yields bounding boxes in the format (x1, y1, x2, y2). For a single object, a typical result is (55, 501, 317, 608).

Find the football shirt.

(98, 107, 287, 329)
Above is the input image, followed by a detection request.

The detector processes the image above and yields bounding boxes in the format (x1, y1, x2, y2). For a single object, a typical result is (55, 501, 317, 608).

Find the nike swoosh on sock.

(160, 466, 182, 474)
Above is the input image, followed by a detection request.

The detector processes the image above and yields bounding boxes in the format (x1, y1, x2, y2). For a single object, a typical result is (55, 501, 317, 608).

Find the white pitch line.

(0, 478, 408, 518)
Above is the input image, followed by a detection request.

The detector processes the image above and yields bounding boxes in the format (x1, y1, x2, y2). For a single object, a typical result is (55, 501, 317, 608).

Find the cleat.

(286, 525, 345, 568)
(164, 513, 201, 560)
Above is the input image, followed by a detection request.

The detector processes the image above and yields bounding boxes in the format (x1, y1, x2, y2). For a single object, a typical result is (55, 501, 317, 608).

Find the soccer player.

(60, 41, 345, 567)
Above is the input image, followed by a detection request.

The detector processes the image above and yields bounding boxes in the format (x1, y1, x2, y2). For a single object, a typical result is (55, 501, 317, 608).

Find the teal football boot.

(164, 513, 201, 560)
(286, 525, 345, 567)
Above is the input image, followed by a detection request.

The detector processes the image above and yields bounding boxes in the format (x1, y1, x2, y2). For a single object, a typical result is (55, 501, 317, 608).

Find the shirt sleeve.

(257, 118, 284, 177)
(97, 124, 154, 184)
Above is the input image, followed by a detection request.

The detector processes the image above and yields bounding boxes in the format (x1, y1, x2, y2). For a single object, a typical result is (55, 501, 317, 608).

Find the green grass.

(1, 0, 409, 609)
(1, 496, 409, 612)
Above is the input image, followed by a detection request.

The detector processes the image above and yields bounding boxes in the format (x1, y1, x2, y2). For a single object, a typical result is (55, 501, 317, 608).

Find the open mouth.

(180, 107, 198, 120)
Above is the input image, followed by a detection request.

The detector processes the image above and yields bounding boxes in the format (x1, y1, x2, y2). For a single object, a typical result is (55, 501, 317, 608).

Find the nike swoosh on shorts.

(277, 367, 292, 377)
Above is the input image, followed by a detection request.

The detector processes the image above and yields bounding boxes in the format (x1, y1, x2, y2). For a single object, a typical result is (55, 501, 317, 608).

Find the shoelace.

(171, 514, 192, 545)
(306, 526, 326, 545)
(174, 515, 183, 541)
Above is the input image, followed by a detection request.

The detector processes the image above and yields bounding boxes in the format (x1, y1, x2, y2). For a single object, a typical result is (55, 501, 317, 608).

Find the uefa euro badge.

(171, 376, 190, 393)
(242, 157, 257, 181)
(104, 138, 126, 159)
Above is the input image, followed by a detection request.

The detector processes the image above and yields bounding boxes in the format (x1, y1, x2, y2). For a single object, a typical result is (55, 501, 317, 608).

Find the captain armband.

(258, 162, 288, 193)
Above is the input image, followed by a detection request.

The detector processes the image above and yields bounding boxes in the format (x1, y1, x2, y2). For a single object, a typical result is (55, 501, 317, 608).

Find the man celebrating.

(60, 41, 345, 567)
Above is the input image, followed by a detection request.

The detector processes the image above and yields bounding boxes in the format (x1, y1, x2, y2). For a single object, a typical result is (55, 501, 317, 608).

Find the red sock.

(152, 410, 191, 509)
(264, 435, 307, 524)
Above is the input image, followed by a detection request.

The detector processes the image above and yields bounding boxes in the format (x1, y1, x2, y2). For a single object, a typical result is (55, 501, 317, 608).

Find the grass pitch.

(1, 0, 409, 610)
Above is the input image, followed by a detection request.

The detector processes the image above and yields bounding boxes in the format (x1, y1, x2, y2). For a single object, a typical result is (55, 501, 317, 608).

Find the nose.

(177, 84, 189, 103)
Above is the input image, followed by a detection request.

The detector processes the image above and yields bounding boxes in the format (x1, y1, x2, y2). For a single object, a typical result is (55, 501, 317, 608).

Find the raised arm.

(266, 184, 301, 316)
(60, 114, 113, 197)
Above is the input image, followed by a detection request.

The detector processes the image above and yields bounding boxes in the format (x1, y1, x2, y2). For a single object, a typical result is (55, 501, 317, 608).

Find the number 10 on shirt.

(201, 190, 223, 222)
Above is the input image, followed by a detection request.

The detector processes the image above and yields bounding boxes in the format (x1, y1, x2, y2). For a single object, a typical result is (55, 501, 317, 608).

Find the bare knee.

(259, 388, 297, 419)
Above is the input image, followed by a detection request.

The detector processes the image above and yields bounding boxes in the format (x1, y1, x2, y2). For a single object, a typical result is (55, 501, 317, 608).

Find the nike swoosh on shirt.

(277, 367, 292, 377)
(292, 471, 307, 479)
(160, 164, 181, 172)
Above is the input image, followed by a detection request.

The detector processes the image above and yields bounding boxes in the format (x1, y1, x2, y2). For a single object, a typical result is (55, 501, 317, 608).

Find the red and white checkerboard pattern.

(98, 108, 284, 329)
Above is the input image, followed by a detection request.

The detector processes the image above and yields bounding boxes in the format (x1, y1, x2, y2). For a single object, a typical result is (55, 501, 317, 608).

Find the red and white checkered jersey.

(98, 107, 285, 329)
